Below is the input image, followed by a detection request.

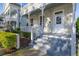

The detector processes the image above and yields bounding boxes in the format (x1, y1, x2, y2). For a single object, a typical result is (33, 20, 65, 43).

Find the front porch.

(28, 3, 76, 56)
(19, 3, 76, 56)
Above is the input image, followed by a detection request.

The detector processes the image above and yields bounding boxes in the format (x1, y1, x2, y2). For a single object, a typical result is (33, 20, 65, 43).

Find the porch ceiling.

(44, 3, 65, 10)
(24, 3, 71, 16)
(30, 3, 66, 15)
(30, 9, 41, 15)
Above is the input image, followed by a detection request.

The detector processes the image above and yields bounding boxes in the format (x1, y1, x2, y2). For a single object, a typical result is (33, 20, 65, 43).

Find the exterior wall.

(28, 4, 72, 34)
(20, 16, 31, 32)
(30, 13, 40, 26)
(0, 21, 4, 27)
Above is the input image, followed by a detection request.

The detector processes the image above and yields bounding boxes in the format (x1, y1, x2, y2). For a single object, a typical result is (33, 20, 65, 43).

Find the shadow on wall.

(46, 38, 71, 56)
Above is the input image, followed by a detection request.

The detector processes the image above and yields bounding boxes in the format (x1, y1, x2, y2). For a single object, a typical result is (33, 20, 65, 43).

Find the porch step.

(35, 38, 48, 43)
(43, 34, 71, 40)
(33, 34, 71, 55)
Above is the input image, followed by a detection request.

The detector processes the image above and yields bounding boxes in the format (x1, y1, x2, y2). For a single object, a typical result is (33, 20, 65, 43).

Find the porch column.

(28, 11, 33, 46)
(41, 3, 45, 29)
(16, 34, 20, 49)
(71, 3, 76, 56)
(9, 4, 11, 31)
(19, 3, 22, 30)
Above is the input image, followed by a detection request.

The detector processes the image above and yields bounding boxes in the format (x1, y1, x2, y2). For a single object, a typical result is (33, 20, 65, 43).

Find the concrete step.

(36, 43, 44, 47)
(35, 38, 42, 43)
(33, 45, 40, 50)
(35, 37, 49, 43)
(43, 34, 71, 40)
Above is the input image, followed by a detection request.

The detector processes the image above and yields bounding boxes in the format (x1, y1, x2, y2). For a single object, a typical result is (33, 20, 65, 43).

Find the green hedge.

(12, 28, 21, 33)
(0, 32, 16, 48)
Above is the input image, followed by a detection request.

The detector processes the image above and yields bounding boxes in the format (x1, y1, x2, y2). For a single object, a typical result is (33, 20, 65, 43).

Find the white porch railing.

(20, 26, 31, 32)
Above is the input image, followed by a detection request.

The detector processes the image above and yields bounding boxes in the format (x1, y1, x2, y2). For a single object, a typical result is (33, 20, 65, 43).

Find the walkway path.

(4, 48, 41, 56)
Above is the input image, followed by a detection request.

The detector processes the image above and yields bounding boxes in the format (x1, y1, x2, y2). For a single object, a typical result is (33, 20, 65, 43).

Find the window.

(30, 18, 33, 26)
(11, 21, 16, 26)
(55, 11, 63, 24)
(40, 16, 42, 25)
(56, 16, 61, 24)
(55, 11, 63, 14)
(40, 16, 44, 26)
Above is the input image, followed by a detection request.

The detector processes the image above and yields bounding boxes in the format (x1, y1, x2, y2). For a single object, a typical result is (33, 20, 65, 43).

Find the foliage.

(0, 32, 16, 48)
(76, 17, 79, 56)
(21, 32, 31, 38)
(0, 16, 3, 21)
(76, 17, 79, 33)
(12, 28, 21, 33)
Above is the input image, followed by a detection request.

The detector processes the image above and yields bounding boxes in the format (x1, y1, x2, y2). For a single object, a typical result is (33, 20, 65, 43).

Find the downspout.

(71, 3, 76, 56)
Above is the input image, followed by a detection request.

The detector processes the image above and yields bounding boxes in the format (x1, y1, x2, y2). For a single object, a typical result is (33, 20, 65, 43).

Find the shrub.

(21, 32, 31, 38)
(20, 32, 31, 48)
(12, 28, 21, 33)
(0, 32, 16, 48)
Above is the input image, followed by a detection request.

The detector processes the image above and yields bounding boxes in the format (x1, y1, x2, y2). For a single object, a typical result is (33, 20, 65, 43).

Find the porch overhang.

(25, 3, 69, 16)
(44, 3, 65, 10)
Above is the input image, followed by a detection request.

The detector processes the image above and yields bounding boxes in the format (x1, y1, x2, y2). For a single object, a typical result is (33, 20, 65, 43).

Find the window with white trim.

(55, 11, 63, 24)
(40, 16, 44, 26)
(56, 16, 62, 24)
(30, 18, 33, 26)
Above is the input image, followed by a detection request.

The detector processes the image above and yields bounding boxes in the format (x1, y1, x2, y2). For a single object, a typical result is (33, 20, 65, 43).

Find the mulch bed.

(0, 47, 17, 56)
(20, 37, 31, 48)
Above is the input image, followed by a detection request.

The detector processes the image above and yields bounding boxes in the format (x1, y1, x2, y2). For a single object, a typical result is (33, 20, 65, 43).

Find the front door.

(53, 11, 64, 33)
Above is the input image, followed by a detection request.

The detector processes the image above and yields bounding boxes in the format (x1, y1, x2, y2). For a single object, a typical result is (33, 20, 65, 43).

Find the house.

(22, 3, 76, 56)
(0, 16, 4, 29)
(3, 3, 21, 31)
(2, 3, 76, 56)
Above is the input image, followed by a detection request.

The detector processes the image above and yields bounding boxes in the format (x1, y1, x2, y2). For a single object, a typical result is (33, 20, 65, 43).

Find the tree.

(76, 17, 79, 56)
(76, 17, 79, 33)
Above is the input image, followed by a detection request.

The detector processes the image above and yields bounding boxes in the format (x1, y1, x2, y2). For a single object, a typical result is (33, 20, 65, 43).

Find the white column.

(31, 27, 34, 46)
(41, 4, 45, 29)
(28, 9, 33, 46)
(19, 3, 22, 30)
(9, 4, 11, 31)
(71, 3, 76, 56)
(16, 34, 20, 49)
(41, 6, 44, 28)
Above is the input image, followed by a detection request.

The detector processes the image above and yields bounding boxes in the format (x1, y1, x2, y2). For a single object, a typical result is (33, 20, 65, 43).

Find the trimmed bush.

(21, 32, 31, 38)
(12, 28, 21, 33)
(0, 32, 16, 48)
(20, 32, 31, 48)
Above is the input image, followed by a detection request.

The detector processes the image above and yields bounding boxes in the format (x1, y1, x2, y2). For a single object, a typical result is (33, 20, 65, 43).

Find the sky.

(0, 3, 4, 14)
(75, 3, 79, 19)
